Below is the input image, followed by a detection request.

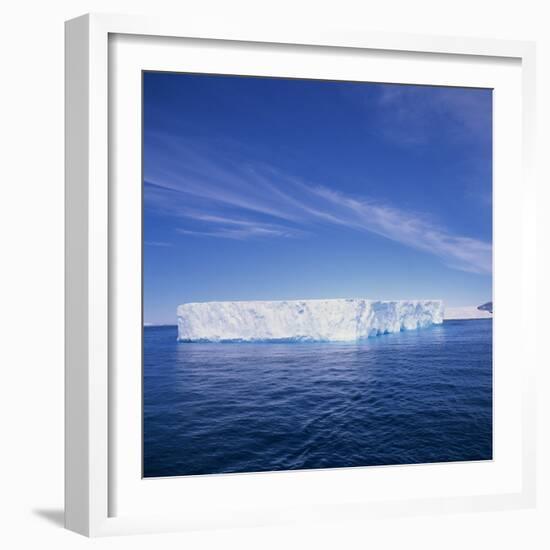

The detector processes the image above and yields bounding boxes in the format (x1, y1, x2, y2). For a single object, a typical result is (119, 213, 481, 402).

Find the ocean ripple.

(144, 320, 492, 477)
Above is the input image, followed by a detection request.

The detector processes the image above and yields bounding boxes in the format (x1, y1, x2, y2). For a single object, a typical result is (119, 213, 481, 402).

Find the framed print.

(65, 13, 537, 536)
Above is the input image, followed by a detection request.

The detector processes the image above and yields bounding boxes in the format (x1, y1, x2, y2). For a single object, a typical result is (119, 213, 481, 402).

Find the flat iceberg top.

(177, 299, 443, 343)
(444, 305, 492, 320)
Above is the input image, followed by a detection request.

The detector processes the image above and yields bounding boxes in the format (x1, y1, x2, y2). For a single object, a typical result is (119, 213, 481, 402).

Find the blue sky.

(143, 72, 492, 324)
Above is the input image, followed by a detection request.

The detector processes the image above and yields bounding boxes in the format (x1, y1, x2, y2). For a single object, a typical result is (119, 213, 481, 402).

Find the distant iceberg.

(444, 304, 492, 320)
(177, 299, 443, 343)
(477, 301, 493, 314)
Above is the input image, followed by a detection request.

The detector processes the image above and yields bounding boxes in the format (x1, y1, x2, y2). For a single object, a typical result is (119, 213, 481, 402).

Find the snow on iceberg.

(177, 299, 443, 342)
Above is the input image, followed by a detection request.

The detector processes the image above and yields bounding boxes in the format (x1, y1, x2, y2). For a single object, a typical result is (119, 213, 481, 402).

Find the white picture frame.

(65, 13, 537, 537)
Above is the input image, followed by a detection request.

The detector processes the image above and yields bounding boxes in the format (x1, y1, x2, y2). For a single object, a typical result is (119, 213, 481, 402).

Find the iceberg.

(444, 305, 492, 320)
(177, 299, 443, 342)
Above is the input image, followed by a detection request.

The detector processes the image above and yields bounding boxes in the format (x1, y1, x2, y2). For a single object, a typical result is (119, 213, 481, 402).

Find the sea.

(143, 319, 492, 477)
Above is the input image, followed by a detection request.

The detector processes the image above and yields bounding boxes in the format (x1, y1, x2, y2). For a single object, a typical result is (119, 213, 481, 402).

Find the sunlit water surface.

(144, 320, 492, 477)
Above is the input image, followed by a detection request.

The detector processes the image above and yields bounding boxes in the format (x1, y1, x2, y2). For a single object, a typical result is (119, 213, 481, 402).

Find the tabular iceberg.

(177, 299, 443, 342)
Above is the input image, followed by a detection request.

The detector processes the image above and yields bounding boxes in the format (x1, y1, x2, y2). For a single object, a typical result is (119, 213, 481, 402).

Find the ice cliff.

(177, 299, 443, 342)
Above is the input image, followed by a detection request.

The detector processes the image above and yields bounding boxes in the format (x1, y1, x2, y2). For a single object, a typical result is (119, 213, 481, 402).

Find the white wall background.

(0, 1, 548, 548)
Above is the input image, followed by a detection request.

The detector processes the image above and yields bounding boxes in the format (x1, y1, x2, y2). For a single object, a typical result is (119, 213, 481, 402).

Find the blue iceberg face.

(177, 299, 443, 343)
(477, 301, 493, 314)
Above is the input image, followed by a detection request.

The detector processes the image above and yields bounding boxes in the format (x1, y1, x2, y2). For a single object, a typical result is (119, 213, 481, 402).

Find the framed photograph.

(65, 13, 537, 536)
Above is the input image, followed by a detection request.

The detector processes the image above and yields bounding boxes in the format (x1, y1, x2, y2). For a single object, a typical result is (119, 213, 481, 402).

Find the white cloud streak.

(144, 138, 491, 275)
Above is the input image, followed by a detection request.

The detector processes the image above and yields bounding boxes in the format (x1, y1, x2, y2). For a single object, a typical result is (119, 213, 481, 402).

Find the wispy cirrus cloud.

(176, 213, 308, 240)
(355, 84, 493, 149)
(307, 185, 491, 274)
(144, 135, 491, 275)
(177, 226, 301, 240)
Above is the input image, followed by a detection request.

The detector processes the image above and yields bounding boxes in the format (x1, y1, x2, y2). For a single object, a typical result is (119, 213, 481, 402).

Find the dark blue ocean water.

(143, 320, 492, 477)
